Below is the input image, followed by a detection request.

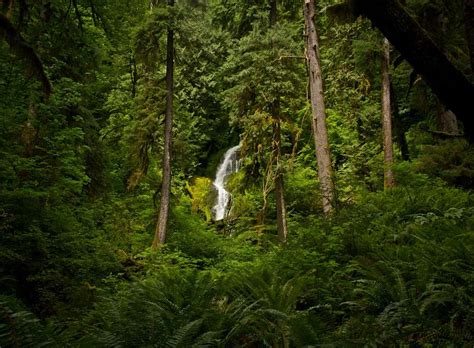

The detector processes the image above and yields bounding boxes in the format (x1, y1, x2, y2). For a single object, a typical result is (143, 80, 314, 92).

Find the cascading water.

(212, 145, 241, 221)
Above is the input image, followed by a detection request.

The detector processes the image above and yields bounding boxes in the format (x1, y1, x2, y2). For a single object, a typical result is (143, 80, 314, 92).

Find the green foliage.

(80, 268, 222, 347)
(187, 177, 214, 222)
(167, 201, 222, 261)
(0, 297, 49, 348)
(1, 177, 473, 345)
(284, 162, 321, 214)
(0, 0, 473, 346)
(416, 139, 474, 189)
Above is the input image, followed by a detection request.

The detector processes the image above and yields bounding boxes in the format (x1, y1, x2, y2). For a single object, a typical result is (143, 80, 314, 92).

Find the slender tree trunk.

(274, 169, 288, 243)
(129, 52, 138, 98)
(272, 100, 288, 243)
(304, 0, 335, 215)
(382, 37, 395, 189)
(152, 0, 174, 249)
(269, 0, 288, 242)
(464, 0, 474, 72)
(269, 0, 278, 26)
(394, 117, 409, 161)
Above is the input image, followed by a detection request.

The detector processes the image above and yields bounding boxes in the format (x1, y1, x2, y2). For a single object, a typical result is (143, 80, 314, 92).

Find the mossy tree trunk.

(382, 38, 395, 189)
(270, 0, 288, 242)
(272, 100, 288, 243)
(464, 0, 474, 72)
(152, 0, 174, 249)
(304, 0, 335, 214)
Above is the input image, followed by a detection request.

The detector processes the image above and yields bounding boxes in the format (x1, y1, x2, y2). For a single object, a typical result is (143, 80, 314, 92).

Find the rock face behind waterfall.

(212, 145, 241, 221)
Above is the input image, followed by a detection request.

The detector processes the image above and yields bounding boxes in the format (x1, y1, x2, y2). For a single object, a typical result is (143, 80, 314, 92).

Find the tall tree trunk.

(382, 37, 395, 189)
(269, 0, 278, 26)
(269, 0, 288, 242)
(129, 52, 138, 98)
(152, 0, 174, 249)
(350, 0, 474, 142)
(304, 0, 335, 215)
(272, 100, 288, 243)
(464, 0, 474, 73)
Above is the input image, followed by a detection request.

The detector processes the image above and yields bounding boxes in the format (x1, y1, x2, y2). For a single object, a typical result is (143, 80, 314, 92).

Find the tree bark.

(0, 13, 51, 97)
(304, 0, 335, 215)
(129, 52, 138, 98)
(269, 0, 288, 242)
(464, 0, 474, 72)
(272, 100, 288, 243)
(382, 37, 395, 189)
(351, 0, 474, 141)
(152, 0, 174, 249)
(269, 0, 277, 26)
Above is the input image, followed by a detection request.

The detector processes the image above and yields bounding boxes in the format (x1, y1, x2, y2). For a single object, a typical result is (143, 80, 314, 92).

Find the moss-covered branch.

(0, 13, 51, 97)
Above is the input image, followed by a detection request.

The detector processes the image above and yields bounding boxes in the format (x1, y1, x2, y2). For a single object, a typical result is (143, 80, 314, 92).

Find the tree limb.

(330, 0, 474, 141)
(0, 13, 52, 97)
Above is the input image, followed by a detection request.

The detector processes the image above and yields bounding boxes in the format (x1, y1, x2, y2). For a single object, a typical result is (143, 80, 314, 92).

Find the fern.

(167, 319, 203, 348)
(0, 300, 52, 348)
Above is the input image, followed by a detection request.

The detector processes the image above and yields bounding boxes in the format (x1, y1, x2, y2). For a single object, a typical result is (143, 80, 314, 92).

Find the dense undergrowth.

(2, 171, 473, 347)
(1, 0, 473, 346)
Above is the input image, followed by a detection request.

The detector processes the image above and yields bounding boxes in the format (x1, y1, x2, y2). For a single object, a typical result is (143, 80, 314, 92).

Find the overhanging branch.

(329, 0, 474, 141)
(0, 13, 52, 97)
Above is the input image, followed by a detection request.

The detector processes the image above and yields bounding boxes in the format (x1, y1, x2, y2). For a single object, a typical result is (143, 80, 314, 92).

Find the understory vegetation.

(1, 0, 473, 346)
(2, 175, 474, 346)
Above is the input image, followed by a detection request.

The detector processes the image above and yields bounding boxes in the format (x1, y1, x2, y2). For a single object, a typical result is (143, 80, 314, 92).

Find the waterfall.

(212, 145, 241, 221)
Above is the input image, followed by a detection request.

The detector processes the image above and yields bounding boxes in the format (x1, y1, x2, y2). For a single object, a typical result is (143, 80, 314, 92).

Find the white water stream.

(212, 145, 241, 221)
